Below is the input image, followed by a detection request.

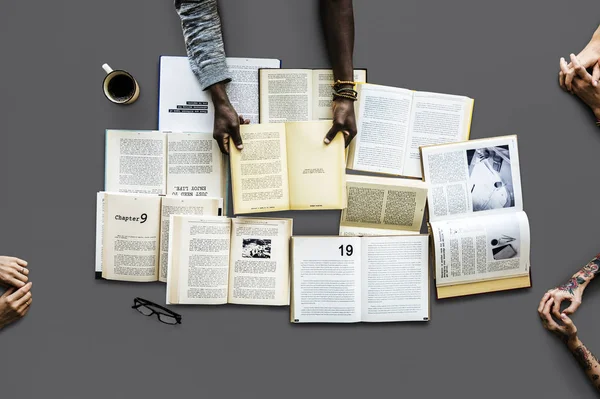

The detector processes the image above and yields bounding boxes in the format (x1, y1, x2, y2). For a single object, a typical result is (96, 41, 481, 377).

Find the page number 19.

(339, 244, 353, 256)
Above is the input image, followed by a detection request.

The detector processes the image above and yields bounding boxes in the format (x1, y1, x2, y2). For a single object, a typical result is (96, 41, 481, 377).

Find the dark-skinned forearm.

(208, 81, 231, 108)
(320, 0, 354, 82)
(568, 338, 600, 391)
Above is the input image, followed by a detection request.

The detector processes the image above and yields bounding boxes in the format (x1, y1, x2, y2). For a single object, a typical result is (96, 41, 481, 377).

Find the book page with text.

(421, 135, 523, 222)
(105, 130, 167, 195)
(101, 193, 162, 282)
(361, 235, 429, 322)
(311, 69, 367, 120)
(159, 197, 222, 283)
(259, 69, 312, 123)
(291, 237, 362, 323)
(166, 132, 224, 198)
(166, 216, 231, 304)
(230, 123, 290, 214)
(95, 192, 105, 275)
(228, 218, 292, 305)
(403, 92, 473, 178)
(431, 211, 530, 286)
(285, 121, 346, 210)
(340, 174, 428, 235)
(349, 84, 413, 175)
(227, 58, 281, 123)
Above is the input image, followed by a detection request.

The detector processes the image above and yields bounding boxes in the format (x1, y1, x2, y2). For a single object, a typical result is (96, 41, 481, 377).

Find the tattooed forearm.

(561, 254, 600, 293)
(574, 346, 593, 371)
(569, 342, 600, 391)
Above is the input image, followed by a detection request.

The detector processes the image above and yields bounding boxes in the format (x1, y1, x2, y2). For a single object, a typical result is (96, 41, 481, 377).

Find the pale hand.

(561, 54, 600, 119)
(0, 283, 32, 330)
(0, 256, 28, 288)
(538, 296, 579, 344)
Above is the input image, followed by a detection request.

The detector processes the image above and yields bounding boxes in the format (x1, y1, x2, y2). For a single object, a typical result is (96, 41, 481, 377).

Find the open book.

(229, 121, 346, 214)
(340, 174, 428, 236)
(166, 216, 292, 306)
(259, 68, 367, 123)
(95, 192, 222, 282)
(290, 235, 429, 323)
(159, 56, 281, 131)
(420, 135, 531, 299)
(105, 130, 226, 202)
(347, 83, 474, 179)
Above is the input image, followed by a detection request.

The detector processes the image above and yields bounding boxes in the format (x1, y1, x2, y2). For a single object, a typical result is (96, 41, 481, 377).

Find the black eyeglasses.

(132, 297, 182, 325)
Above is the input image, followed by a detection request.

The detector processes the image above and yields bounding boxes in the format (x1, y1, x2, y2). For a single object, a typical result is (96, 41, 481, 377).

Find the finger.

(9, 278, 26, 288)
(571, 53, 594, 84)
(324, 124, 341, 144)
(593, 63, 600, 86)
(238, 115, 245, 125)
(543, 298, 559, 329)
(1, 287, 15, 298)
(552, 296, 564, 318)
(559, 58, 569, 89)
(214, 135, 228, 154)
(560, 313, 576, 334)
(244, 119, 250, 124)
(12, 258, 27, 267)
(7, 282, 31, 301)
(229, 123, 243, 150)
(14, 291, 31, 308)
(12, 268, 28, 282)
(538, 292, 551, 313)
(562, 299, 581, 315)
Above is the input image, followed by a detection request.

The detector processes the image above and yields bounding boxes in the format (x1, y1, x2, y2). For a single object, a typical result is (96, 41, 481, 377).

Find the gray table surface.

(1, 0, 599, 397)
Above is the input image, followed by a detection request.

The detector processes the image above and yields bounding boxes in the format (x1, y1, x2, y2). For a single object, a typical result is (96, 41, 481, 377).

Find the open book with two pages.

(229, 120, 346, 214)
(95, 192, 293, 306)
(290, 235, 430, 323)
(347, 83, 474, 179)
(421, 135, 531, 299)
(259, 68, 367, 123)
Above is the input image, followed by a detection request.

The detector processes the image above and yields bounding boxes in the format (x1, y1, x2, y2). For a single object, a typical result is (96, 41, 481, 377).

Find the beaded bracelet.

(333, 92, 358, 101)
(331, 80, 356, 87)
(596, 119, 600, 127)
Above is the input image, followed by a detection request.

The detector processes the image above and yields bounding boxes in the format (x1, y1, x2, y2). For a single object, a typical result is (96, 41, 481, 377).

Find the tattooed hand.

(543, 254, 600, 318)
(538, 297, 578, 345)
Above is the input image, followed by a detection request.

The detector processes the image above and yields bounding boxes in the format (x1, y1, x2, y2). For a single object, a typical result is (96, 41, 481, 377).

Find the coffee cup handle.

(102, 63, 113, 74)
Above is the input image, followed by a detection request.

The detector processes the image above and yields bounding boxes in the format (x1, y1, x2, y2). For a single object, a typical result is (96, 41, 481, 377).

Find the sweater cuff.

(195, 62, 232, 91)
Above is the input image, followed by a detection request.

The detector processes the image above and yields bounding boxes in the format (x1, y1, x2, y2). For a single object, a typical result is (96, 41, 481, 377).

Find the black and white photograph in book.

(486, 220, 520, 261)
(242, 239, 271, 259)
(466, 146, 515, 212)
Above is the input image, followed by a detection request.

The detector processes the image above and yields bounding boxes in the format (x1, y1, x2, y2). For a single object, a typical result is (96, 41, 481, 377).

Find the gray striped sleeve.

(175, 0, 231, 90)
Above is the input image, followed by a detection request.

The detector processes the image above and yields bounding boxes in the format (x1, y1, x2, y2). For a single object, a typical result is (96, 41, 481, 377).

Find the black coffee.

(107, 74, 135, 102)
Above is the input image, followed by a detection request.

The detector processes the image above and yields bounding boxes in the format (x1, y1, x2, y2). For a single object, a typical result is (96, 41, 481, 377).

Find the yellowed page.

(229, 123, 290, 214)
(166, 215, 182, 304)
(166, 215, 231, 305)
(227, 218, 292, 306)
(437, 275, 530, 299)
(101, 193, 162, 282)
(340, 174, 428, 235)
(105, 130, 166, 195)
(259, 69, 312, 123)
(159, 196, 222, 283)
(285, 121, 345, 210)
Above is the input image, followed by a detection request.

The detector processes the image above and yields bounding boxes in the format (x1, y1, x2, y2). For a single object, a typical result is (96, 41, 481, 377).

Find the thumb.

(1, 287, 15, 298)
(561, 313, 576, 332)
(562, 298, 581, 315)
(593, 63, 600, 86)
(324, 124, 341, 144)
(230, 122, 243, 150)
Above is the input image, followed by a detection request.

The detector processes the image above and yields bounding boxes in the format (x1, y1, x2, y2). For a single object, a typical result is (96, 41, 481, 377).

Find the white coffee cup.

(102, 63, 140, 105)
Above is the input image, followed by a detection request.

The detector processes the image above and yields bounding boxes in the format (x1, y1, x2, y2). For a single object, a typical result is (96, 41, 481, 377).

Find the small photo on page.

(242, 239, 272, 259)
(466, 145, 515, 212)
(486, 219, 520, 261)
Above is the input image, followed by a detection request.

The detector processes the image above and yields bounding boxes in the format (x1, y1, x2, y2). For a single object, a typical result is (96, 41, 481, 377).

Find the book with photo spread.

(166, 215, 292, 306)
(420, 135, 531, 299)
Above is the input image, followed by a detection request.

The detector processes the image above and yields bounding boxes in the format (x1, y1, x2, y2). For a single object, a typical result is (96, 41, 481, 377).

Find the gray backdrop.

(0, 0, 598, 397)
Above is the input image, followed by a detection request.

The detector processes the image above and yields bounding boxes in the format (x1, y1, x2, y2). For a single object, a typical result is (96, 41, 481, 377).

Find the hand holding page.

(229, 121, 346, 214)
